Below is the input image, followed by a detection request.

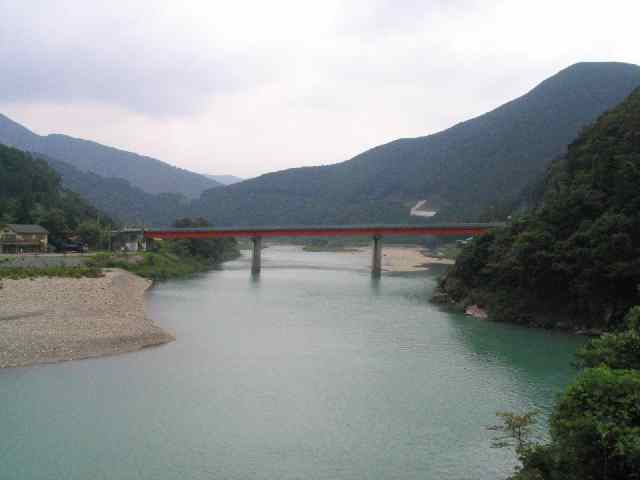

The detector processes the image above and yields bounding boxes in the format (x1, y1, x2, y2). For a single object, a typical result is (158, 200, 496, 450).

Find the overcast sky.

(1, 1, 639, 178)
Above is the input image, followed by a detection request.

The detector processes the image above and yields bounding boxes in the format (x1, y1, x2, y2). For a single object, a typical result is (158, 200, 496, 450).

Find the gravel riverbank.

(0, 268, 175, 368)
(345, 246, 454, 272)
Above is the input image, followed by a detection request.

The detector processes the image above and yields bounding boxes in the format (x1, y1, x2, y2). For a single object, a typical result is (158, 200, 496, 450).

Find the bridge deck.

(144, 223, 504, 239)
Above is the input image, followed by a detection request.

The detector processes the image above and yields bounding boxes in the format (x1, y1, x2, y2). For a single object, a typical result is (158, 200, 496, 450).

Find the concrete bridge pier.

(372, 235, 382, 277)
(251, 236, 262, 274)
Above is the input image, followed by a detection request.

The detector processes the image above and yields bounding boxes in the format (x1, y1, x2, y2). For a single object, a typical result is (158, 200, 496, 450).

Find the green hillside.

(190, 62, 640, 226)
(0, 144, 111, 241)
(437, 87, 640, 330)
(44, 155, 185, 226)
(0, 114, 220, 198)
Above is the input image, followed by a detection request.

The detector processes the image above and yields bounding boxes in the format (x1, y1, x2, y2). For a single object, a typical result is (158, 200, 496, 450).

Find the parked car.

(60, 242, 88, 253)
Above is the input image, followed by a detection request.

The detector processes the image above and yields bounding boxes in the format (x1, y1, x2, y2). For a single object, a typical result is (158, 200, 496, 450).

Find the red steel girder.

(144, 223, 502, 239)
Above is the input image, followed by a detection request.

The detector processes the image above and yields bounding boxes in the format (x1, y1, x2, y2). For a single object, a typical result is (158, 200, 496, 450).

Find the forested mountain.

(0, 114, 220, 198)
(437, 87, 640, 330)
(4, 63, 639, 229)
(43, 155, 185, 226)
(189, 62, 640, 226)
(0, 144, 110, 241)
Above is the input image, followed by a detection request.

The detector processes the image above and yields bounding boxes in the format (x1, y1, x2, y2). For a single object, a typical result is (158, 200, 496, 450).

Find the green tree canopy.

(0, 144, 111, 243)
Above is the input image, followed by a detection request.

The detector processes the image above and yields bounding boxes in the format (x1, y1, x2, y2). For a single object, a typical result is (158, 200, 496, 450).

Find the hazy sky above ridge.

(1, 0, 639, 178)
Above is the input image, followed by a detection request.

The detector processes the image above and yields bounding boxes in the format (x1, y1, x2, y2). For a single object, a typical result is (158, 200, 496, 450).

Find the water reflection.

(370, 274, 381, 295)
(249, 271, 261, 286)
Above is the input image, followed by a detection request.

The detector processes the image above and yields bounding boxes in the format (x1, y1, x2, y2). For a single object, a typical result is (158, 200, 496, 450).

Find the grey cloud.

(0, 46, 266, 116)
(0, 3, 270, 116)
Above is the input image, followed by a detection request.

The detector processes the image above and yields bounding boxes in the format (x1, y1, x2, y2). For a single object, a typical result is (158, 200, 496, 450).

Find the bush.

(576, 308, 640, 370)
(576, 332, 640, 370)
(510, 306, 640, 479)
(0, 266, 103, 279)
(549, 367, 640, 480)
(86, 250, 212, 281)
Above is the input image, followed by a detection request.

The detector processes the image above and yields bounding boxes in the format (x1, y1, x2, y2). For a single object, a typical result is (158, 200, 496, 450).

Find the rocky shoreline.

(432, 284, 605, 336)
(0, 268, 175, 368)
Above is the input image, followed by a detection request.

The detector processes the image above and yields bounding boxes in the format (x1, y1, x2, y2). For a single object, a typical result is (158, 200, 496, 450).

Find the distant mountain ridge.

(205, 174, 243, 185)
(189, 62, 640, 226)
(42, 155, 186, 226)
(3, 62, 640, 228)
(0, 114, 221, 198)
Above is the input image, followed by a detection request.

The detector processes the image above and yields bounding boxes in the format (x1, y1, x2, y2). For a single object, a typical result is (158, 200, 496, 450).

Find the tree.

(510, 306, 640, 480)
(76, 220, 104, 249)
(166, 218, 238, 263)
(576, 307, 640, 370)
(488, 410, 541, 451)
(0, 144, 110, 241)
(549, 367, 640, 480)
(40, 208, 68, 239)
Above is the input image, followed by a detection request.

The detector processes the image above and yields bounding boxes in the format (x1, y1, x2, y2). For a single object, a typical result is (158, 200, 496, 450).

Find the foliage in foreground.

(575, 306, 640, 370)
(495, 307, 640, 480)
(488, 411, 541, 451)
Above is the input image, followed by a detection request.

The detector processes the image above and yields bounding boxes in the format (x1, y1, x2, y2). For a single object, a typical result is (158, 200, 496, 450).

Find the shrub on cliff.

(552, 367, 640, 479)
(512, 367, 640, 480)
(575, 307, 640, 370)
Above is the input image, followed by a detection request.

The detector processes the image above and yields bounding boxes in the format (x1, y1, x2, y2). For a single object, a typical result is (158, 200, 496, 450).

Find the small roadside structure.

(0, 224, 49, 254)
(111, 228, 147, 252)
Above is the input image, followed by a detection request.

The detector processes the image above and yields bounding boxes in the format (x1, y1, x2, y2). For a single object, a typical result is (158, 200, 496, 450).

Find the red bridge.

(144, 223, 503, 275)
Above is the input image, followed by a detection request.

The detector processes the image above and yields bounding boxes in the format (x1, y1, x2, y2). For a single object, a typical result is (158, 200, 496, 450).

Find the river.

(0, 246, 583, 479)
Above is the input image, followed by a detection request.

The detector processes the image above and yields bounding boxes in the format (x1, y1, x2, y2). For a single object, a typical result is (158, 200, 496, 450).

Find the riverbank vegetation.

(437, 87, 640, 331)
(87, 251, 208, 280)
(87, 218, 240, 280)
(0, 265, 102, 280)
(496, 306, 640, 480)
(0, 217, 240, 281)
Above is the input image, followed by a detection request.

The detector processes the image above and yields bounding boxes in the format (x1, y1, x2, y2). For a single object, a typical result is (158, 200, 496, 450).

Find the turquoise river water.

(0, 246, 584, 479)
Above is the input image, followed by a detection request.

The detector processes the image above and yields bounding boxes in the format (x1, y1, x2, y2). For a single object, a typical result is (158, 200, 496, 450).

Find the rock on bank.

(0, 268, 175, 368)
